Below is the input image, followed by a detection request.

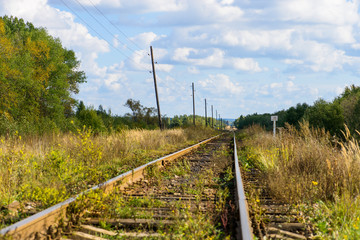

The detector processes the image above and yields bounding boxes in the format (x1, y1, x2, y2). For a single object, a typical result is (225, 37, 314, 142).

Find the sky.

(1, 0, 360, 119)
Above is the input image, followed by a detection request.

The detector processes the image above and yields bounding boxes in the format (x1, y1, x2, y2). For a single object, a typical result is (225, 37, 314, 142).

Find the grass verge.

(0, 126, 216, 228)
(237, 123, 360, 239)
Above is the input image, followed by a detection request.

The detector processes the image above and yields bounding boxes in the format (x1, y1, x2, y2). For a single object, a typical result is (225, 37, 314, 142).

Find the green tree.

(0, 16, 85, 133)
(76, 102, 105, 133)
(335, 85, 360, 134)
(304, 99, 344, 136)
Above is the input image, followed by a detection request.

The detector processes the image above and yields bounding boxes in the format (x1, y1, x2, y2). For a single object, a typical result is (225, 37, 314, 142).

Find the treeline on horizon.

(0, 16, 219, 136)
(235, 84, 360, 137)
(75, 98, 221, 133)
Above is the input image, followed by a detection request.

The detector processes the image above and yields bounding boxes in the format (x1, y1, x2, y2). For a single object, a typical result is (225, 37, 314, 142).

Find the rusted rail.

(1, 133, 254, 239)
(233, 132, 253, 240)
(0, 135, 220, 239)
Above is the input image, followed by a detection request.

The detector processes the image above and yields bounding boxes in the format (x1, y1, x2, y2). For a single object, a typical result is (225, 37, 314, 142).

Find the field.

(0, 127, 216, 228)
(237, 123, 360, 239)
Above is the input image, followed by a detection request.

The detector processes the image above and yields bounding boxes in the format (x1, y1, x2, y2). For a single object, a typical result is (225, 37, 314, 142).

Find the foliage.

(234, 103, 310, 131)
(0, 127, 216, 228)
(76, 101, 105, 133)
(304, 99, 344, 136)
(237, 123, 360, 238)
(234, 85, 360, 138)
(0, 16, 85, 135)
(300, 194, 360, 239)
(335, 84, 360, 135)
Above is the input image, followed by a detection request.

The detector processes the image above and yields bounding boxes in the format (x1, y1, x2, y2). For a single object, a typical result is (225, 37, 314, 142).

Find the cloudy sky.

(1, 0, 360, 119)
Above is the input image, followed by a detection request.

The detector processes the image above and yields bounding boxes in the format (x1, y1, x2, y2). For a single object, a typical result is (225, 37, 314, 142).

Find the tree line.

(235, 85, 360, 137)
(75, 98, 221, 133)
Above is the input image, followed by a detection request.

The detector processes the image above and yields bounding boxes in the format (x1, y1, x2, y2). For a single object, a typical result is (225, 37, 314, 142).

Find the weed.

(0, 127, 216, 227)
(238, 122, 360, 238)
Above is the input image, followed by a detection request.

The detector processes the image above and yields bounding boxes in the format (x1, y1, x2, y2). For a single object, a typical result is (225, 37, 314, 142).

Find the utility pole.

(192, 82, 195, 126)
(220, 117, 222, 130)
(211, 105, 213, 128)
(219, 114, 221, 130)
(150, 46, 162, 130)
(216, 110, 218, 129)
(205, 98, 207, 127)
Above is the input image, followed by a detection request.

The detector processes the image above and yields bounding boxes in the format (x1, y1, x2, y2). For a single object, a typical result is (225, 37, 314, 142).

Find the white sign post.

(271, 115, 278, 137)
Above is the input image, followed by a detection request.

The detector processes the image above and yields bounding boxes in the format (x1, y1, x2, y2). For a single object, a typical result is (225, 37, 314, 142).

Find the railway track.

(237, 144, 313, 239)
(0, 133, 253, 240)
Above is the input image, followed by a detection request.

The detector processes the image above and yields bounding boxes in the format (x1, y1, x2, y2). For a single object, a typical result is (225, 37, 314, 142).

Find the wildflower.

(312, 181, 318, 186)
(256, 199, 260, 203)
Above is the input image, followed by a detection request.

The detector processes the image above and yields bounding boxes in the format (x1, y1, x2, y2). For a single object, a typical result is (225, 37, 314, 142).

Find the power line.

(73, 0, 143, 57)
(59, 0, 150, 72)
(87, 0, 144, 52)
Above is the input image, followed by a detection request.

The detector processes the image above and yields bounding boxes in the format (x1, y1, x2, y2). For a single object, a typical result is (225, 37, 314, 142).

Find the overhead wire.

(86, 0, 145, 52)
(60, 0, 209, 119)
(73, 0, 144, 57)
(59, 0, 151, 72)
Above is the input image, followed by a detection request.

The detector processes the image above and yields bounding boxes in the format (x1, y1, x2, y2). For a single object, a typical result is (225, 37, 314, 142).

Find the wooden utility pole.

(219, 114, 221, 129)
(216, 110, 218, 128)
(205, 99, 207, 127)
(192, 82, 195, 126)
(150, 46, 162, 130)
(211, 105, 213, 128)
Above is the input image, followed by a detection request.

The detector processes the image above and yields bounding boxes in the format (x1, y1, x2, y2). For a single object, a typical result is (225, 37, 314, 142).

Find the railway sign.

(271, 115, 278, 122)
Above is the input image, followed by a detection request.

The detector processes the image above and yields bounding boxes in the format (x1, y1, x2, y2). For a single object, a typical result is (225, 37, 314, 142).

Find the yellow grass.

(238, 123, 360, 238)
(0, 127, 216, 213)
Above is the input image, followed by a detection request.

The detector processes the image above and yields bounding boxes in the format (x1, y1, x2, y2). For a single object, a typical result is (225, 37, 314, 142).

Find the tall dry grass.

(0, 127, 216, 214)
(239, 123, 360, 238)
(241, 122, 360, 203)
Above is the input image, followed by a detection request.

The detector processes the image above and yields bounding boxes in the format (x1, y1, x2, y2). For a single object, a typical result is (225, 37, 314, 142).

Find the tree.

(76, 102, 105, 133)
(285, 103, 309, 126)
(335, 85, 360, 134)
(124, 99, 157, 128)
(0, 16, 85, 131)
(304, 99, 344, 136)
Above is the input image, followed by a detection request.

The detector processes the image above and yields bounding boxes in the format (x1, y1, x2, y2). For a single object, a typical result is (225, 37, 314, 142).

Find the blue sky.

(1, 0, 360, 119)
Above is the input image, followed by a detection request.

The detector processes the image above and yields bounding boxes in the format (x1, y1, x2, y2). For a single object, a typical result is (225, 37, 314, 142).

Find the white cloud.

(199, 74, 244, 95)
(221, 0, 234, 5)
(159, 0, 243, 25)
(230, 58, 263, 72)
(0, 0, 109, 54)
(131, 32, 166, 48)
(173, 48, 224, 68)
(275, 0, 359, 26)
(287, 75, 296, 81)
(188, 66, 200, 74)
(78, 0, 185, 12)
(284, 59, 304, 65)
(218, 29, 294, 51)
(129, 49, 173, 72)
(292, 40, 348, 72)
(256, 81, 318, 101)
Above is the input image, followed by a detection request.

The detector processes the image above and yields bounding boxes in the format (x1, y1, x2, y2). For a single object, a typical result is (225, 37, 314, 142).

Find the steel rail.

(233, 132, 253, 240)
(0, 134, 220, 240)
